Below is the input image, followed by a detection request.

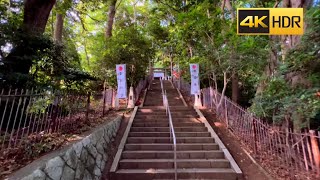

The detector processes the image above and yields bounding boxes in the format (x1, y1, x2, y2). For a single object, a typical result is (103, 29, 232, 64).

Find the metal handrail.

(160, 79, 177, 180)
(165, 94, 177, 180)
(160, 79, 165, 106)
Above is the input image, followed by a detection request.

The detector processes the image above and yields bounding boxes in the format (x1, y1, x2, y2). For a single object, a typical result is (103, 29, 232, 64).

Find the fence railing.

(173, 79, 194, 104)
(0, 77, 150, 152)
(102, 88, 114, 115)
(176, 79, 320, 178)
(0, 89, 114, 151)
(203, 87, 320, 176)
(135, 76, 150, 103)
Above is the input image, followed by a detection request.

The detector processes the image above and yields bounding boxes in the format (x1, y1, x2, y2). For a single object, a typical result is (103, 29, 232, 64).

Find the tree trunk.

(281, 0, 313, 131)
(231, 73, 239, 103)
(23, 0, 56, 34)
(223, 0, 238, 102)
(212, 71, 229, 109)
(281, 0, 313, 57)
(105, 0, 117, 38)
(225, 0, 235, 21)
(84, 39, 90, 66)
(54, 13, 64, 43)
(4, 0, 56, 79)
(256, 36, 279, 94)
(256, 0, 312, 93)
(221, 0, 226, 13)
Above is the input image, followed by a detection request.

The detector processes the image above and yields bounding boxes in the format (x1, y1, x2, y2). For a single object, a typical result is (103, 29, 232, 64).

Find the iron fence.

(176, 79, 320, 178)
(0, 77, 149, 152)
(0, 89, 114, 151)
(202, 87, 320, 178)
(173, 78, 194, 104)
(135, 76, 150, 103)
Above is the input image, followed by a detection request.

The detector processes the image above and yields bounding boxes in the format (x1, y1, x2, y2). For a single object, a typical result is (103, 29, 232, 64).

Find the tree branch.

(79, 10, 103, 22)
(156, 0, 180, 12)
(68, 10, 87, 31)
(221, 0, 226, 19)
(116, 0, 123, 10)
(274, 0, 281, 8)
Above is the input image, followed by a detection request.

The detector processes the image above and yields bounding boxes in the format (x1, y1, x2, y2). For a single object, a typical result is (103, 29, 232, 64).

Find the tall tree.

(281, 0, 313, 58)
(4, 0, 56, 78)
(23, 0, 56, 34)
(105, 0, 117, 38)
(221, 0, 239, 103)
(54, 13, 64, 43)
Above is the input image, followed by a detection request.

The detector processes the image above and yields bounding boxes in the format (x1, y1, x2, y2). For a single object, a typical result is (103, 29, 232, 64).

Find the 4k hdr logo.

(237, 8, 304, 35)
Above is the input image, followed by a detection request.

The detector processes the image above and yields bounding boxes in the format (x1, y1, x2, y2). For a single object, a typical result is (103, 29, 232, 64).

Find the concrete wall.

(21, 116, 122, 180)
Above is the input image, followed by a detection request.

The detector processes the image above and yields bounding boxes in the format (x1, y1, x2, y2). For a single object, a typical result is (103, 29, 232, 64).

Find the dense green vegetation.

(0, 0, 319, 131)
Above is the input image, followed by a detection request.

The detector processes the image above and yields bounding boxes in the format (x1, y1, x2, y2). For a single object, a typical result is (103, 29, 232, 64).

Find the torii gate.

(150, 67, 170, 80)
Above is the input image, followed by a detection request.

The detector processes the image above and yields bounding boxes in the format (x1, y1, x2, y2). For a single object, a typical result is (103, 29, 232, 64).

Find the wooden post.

(85, 92, 91, 122)
(310, 130, 320, 176)
(102, 90, 106, 116)
(224, 98, 228, 128)
(102, 81, 106, 116)
(51, 94, 60, 132)
(252, 117, 258, 154)
(112, 89, 116, 108)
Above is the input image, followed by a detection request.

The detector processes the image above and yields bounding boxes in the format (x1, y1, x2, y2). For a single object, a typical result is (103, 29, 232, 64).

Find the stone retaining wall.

(22, 116, 122, 180)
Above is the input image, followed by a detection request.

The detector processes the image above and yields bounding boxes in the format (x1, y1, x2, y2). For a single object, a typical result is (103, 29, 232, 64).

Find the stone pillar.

(194, 92, 202, 107)
(127, 86, 135, 109)
(114, 91, 120, 110)
(114, 96, 119, 110)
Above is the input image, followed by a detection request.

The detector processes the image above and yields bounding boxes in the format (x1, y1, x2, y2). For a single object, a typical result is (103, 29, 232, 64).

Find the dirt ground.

(101, 112, 131, 180)
(200, 109, 274, 180)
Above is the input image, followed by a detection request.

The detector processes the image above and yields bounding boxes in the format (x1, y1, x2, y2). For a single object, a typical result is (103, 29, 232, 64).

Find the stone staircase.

(110, 79, 242, 180)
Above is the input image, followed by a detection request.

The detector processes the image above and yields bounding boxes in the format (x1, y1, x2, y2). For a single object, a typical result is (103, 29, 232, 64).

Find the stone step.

(135, 112, 194, 116)
(130, 127, 207, 132)
(129, 132, 171, 137)
(113, 168, 237, 180)
(153, 179, 224, 180)
(135, 115, 197, 118)
(135, 116, 197, 119)
(127, 137, 214, 144)
(141, 106, 192, 110)
(133, 117, 200, 121)
(138, 109, 194, 113)
(133, 118, 203, 124)
(119, 159, 230, 169)
(124, 143, 219, 151)
(135, 112, 198, 116)
(121, 150, 225, 159)
(128, 132, 211, 138)
(131, 122, 205, 127)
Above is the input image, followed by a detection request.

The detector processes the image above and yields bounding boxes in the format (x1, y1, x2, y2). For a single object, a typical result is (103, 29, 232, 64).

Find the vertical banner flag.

(116, 64, 127, 98)
(190, 64, 200, 95)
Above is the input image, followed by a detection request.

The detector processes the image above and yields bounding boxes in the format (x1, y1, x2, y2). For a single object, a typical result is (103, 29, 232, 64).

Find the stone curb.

(194, 107, 243, 179)
(171, 81, 188, 107)
(228, 130, 275, 180)
(110, 106, 138, 173)
(139, 88, 148, 108)
(9, 115, 122, 180)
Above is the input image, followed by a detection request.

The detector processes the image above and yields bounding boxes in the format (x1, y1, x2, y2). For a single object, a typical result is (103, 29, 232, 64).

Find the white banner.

(116, 64, 127, 99)
(190, 63, 200, 95)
